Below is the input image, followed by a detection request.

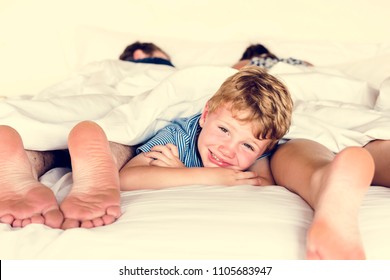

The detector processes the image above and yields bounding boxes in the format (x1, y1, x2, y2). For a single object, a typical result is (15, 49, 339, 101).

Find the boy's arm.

(248, 156, 276, 186)
(119, 151, 262, 191)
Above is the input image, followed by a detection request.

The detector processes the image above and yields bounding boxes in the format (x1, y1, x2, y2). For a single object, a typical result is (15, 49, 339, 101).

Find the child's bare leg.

(0, 126, 63, 228)
(270, 139, 374, 259)
(60, 121, 121, 229)
(364, 140, 390, 187)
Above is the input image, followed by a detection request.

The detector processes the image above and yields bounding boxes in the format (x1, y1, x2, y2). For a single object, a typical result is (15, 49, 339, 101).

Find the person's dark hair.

(119, 41, 170, 61)
(240, 44, 277, 61)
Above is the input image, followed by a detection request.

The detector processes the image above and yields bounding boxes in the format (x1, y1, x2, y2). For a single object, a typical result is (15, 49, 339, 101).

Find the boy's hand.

(205, 168, 262, 186)
(145, 144, 185, 168)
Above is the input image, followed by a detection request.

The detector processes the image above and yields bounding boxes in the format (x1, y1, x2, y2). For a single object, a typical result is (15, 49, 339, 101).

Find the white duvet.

(1, 59, 390, 260)
(1, 59, 389, 153)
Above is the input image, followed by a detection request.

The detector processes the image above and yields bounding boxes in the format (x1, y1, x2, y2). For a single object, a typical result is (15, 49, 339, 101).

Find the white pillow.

(375, 77, 390, 111)
(62, 25, 390, 75)
(331, 54, 390, 90)
(271, 65, 379, 107)
(61, 25, 248, 72)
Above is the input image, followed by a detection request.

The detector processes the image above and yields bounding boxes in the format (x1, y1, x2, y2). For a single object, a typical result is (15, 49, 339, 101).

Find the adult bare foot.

(60, 121, 121, 229)
(0, 126, 63, 228)
(306, 147, 374, 259)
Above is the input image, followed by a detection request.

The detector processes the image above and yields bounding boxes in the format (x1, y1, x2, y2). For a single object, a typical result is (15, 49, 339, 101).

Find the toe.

(44, 208, 64, 229)
(0, 214, 15, 225)
(61, 218, 80, 230)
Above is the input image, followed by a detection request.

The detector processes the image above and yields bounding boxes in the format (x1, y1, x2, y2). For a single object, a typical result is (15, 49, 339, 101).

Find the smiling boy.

(119, 65, 293, 189)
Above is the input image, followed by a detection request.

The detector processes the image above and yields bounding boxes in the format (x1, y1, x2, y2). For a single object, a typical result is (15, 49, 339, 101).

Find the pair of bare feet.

(0, 122, 374, 259)
(0, 121, 121, 229)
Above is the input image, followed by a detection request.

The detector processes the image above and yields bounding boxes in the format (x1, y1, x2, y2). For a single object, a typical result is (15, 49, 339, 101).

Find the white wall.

(1, 0, 389, 96)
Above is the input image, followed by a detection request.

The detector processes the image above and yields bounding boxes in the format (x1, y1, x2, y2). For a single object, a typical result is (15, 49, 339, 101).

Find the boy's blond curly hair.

(207, 65, 293, 150)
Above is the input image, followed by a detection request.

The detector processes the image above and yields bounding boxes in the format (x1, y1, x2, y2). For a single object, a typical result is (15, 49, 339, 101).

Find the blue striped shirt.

(137, 114, 203, 167)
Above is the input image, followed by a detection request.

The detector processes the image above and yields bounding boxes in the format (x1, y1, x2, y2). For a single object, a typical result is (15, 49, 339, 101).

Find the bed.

(1, 0, 390, 260)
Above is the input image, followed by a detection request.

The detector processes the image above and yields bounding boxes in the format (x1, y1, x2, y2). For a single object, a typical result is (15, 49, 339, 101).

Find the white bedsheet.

(1, 59, 390, 260)
(2, 166, 390, 259)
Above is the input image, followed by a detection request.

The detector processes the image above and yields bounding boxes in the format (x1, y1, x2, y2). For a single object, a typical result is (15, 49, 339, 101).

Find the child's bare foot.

(60, 121, 121, 229)
(306, 147, 374, 259)
(0, 126, 63, 228)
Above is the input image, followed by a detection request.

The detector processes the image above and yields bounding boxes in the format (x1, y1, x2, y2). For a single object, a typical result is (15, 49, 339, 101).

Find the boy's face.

(198, 103, 273, 171)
